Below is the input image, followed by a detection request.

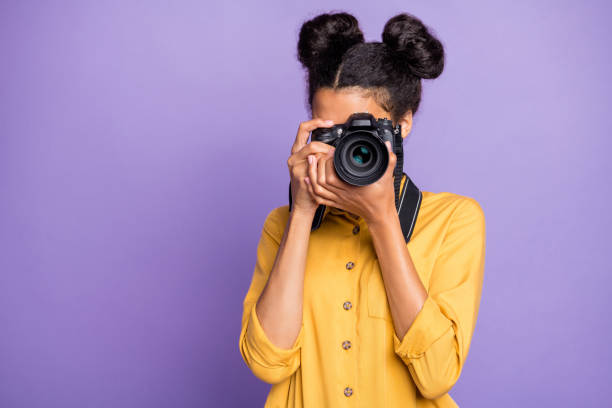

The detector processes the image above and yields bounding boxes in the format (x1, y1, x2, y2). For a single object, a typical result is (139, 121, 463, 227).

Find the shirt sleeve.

(238, 207, 305, 385)
(392, 197, 486, 399)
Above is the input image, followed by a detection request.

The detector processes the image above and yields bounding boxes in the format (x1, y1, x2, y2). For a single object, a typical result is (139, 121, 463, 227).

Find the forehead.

(312, 87, 389, 123)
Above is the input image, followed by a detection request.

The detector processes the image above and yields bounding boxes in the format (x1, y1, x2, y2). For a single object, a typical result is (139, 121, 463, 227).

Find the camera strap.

(395, 172, 422, 244)
(288, 171, 422, 244)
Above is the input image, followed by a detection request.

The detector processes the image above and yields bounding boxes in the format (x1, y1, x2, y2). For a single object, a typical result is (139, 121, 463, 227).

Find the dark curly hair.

(297, 11, 445, 124)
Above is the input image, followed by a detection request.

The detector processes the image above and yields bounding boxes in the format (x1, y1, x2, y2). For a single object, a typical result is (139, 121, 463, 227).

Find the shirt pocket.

(367, 269, 392, 322)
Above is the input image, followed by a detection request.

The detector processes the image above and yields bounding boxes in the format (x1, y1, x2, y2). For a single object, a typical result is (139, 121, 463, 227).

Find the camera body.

(310, 112, 401, 186)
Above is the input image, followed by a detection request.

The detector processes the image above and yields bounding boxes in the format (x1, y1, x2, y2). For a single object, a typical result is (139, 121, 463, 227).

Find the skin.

(255, 86, 427, 349)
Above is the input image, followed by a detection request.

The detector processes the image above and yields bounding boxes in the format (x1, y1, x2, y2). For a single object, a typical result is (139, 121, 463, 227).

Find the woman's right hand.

(287, 118, 335, 215)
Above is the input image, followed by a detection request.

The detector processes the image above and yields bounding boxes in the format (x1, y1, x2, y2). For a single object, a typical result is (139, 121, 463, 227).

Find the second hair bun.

(382, 13, 445, 79)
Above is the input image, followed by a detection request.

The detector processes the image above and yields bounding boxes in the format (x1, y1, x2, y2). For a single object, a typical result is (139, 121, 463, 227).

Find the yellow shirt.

(239, 174, 486, 407)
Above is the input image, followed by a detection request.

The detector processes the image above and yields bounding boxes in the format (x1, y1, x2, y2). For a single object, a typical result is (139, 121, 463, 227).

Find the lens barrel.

(334, 131, 389, 186)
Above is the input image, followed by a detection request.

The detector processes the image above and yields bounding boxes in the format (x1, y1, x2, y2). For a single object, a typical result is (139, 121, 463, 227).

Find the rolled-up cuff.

(245, 304, 304, 367)
(393, 295, 453, 359)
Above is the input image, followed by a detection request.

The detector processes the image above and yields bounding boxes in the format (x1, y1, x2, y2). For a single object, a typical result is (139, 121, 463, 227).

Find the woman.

(239, 11, 486, 407)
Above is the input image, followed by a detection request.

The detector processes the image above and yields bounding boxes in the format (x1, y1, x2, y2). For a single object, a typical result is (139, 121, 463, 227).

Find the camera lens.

(333, 131, 389, 186)
(351, 145, 372, 165)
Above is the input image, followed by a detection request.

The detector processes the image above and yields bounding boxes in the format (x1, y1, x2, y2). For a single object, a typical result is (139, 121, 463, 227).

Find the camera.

(310, 112, 401, 186)
(289, 111, 411, 233)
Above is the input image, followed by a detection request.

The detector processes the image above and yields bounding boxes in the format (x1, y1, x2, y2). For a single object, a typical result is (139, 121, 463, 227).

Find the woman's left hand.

(305, 140, 398, 226)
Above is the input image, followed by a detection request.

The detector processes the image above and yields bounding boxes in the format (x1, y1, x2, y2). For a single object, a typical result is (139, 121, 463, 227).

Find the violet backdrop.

(1, 1, 610, 407)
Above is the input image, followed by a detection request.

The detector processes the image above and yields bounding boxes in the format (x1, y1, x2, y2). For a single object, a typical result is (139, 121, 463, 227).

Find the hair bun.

(382, 13, 444, 79)
(298, 12, 365, 72)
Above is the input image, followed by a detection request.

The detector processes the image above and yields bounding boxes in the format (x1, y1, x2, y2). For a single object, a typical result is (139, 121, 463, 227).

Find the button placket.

(341, 220, 360, 401)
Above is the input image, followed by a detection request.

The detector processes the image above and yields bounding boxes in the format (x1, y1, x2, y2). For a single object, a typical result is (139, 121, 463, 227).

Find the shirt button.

(352, 225, 360, 235)
(343, 301, 352, 310)
(342, 340, 352, 350)
(344, 386, 353, 397)
(346, 261, 355, 270)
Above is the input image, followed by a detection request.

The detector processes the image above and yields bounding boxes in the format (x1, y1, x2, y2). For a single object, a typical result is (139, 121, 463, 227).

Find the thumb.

(385, 141, 397, 174)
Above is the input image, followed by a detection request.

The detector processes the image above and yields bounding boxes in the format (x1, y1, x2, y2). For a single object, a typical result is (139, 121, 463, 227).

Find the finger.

(288, 141, 334, 167)
(323, 149, 346, 193)
(309, 153, 336, 201)
(313, 176, 341, 202)
(307, 154, 319, 197)
(313, 151, 342, 200)
(311, 195, 337, 208)
(385, 141, 397, 176)
(316, 148, 328, 187)
(291, 118, 335, 155)
(304, 176, 316, 199)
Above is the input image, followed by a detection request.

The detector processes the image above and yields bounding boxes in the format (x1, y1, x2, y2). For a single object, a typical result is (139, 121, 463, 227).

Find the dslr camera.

(288, 112, 409, 231)
(309, 112, 401, 186)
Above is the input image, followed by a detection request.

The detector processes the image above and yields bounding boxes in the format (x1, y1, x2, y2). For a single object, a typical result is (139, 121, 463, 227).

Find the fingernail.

(325, 120, 334, 124)
(305, 177, 310, 184)
(308, 155, 313, 164)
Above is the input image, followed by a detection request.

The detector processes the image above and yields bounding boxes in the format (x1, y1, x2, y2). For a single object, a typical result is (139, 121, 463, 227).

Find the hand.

(305, 140, 398, 226)
(287, 118, 336, 215)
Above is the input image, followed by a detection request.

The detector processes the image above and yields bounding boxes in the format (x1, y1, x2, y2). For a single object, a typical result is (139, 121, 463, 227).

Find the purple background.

(1, 1, 610, 407)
